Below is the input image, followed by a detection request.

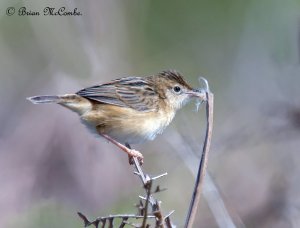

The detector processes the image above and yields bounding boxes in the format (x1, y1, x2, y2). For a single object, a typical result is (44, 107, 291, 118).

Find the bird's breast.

(80, 104, 176, 144)
(111, 109, 175, 144)
(138, 109, 175, 140)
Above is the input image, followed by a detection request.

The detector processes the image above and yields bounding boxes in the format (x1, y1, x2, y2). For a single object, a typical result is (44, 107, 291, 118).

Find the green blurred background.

(1, 0, 300, 227)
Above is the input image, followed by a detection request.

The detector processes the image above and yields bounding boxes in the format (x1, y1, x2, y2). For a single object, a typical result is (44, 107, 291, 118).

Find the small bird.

(27, 70, 205, 164)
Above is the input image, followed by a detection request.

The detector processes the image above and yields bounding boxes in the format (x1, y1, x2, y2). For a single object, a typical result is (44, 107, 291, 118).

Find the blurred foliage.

(1, 0, 300, 227)
(7, 202, 81, 228)
(125, 0, 246, 77)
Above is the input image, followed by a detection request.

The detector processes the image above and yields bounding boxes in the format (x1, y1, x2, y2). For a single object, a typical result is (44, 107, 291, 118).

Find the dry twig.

(185, 79, 214, 228)
(78, 156, 174, 228)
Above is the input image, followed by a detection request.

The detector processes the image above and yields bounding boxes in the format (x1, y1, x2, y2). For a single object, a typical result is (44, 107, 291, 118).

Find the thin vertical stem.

(184, 91, 214, 228)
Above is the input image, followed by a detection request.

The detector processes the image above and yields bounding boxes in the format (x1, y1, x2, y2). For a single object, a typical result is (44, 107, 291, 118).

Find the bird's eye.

(173, 86, 181, 94)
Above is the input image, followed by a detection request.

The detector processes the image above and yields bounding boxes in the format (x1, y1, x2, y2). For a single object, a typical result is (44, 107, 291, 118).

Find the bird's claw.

(128, 149, 144, 165)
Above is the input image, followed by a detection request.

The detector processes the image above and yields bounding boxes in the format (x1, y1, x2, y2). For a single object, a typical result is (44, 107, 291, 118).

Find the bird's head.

(155, 70, 206, 111)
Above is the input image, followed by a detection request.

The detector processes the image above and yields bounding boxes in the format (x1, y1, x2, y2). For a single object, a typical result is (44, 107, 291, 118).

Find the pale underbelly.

(80, 115, 172, 145)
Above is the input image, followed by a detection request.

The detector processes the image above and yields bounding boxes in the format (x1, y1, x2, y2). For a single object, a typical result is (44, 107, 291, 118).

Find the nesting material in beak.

(187, 77, 210, 111)
(186, 89, 206, 100)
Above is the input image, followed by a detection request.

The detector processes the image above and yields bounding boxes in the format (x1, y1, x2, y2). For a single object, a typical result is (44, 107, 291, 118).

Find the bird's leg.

(125, 143, 135, 165)
(99, 133, 144, 165)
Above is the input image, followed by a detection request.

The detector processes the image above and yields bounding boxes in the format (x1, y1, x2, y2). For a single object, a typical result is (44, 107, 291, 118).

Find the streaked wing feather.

(76, 77, 158, 112)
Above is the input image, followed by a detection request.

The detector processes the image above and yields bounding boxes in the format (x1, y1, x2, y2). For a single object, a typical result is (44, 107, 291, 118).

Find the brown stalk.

(184, 90, 214, 228)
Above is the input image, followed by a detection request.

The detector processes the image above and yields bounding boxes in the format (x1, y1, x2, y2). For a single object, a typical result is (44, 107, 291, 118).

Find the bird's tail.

(27, 94, 92, 115)
(27, 95, 60, 104)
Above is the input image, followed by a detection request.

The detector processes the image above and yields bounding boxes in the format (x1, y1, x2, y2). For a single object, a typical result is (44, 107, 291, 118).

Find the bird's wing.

(76, 77, 159, 112)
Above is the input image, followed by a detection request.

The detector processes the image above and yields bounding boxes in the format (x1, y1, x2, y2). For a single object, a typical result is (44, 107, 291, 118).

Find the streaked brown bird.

(28, 70, 205, 164)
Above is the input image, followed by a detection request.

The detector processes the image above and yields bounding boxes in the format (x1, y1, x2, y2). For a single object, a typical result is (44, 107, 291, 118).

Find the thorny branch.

(78, 156, 174, 228)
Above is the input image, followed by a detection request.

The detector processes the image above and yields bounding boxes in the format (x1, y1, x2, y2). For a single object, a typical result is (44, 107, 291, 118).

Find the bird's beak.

(186, 89, 206, 100)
